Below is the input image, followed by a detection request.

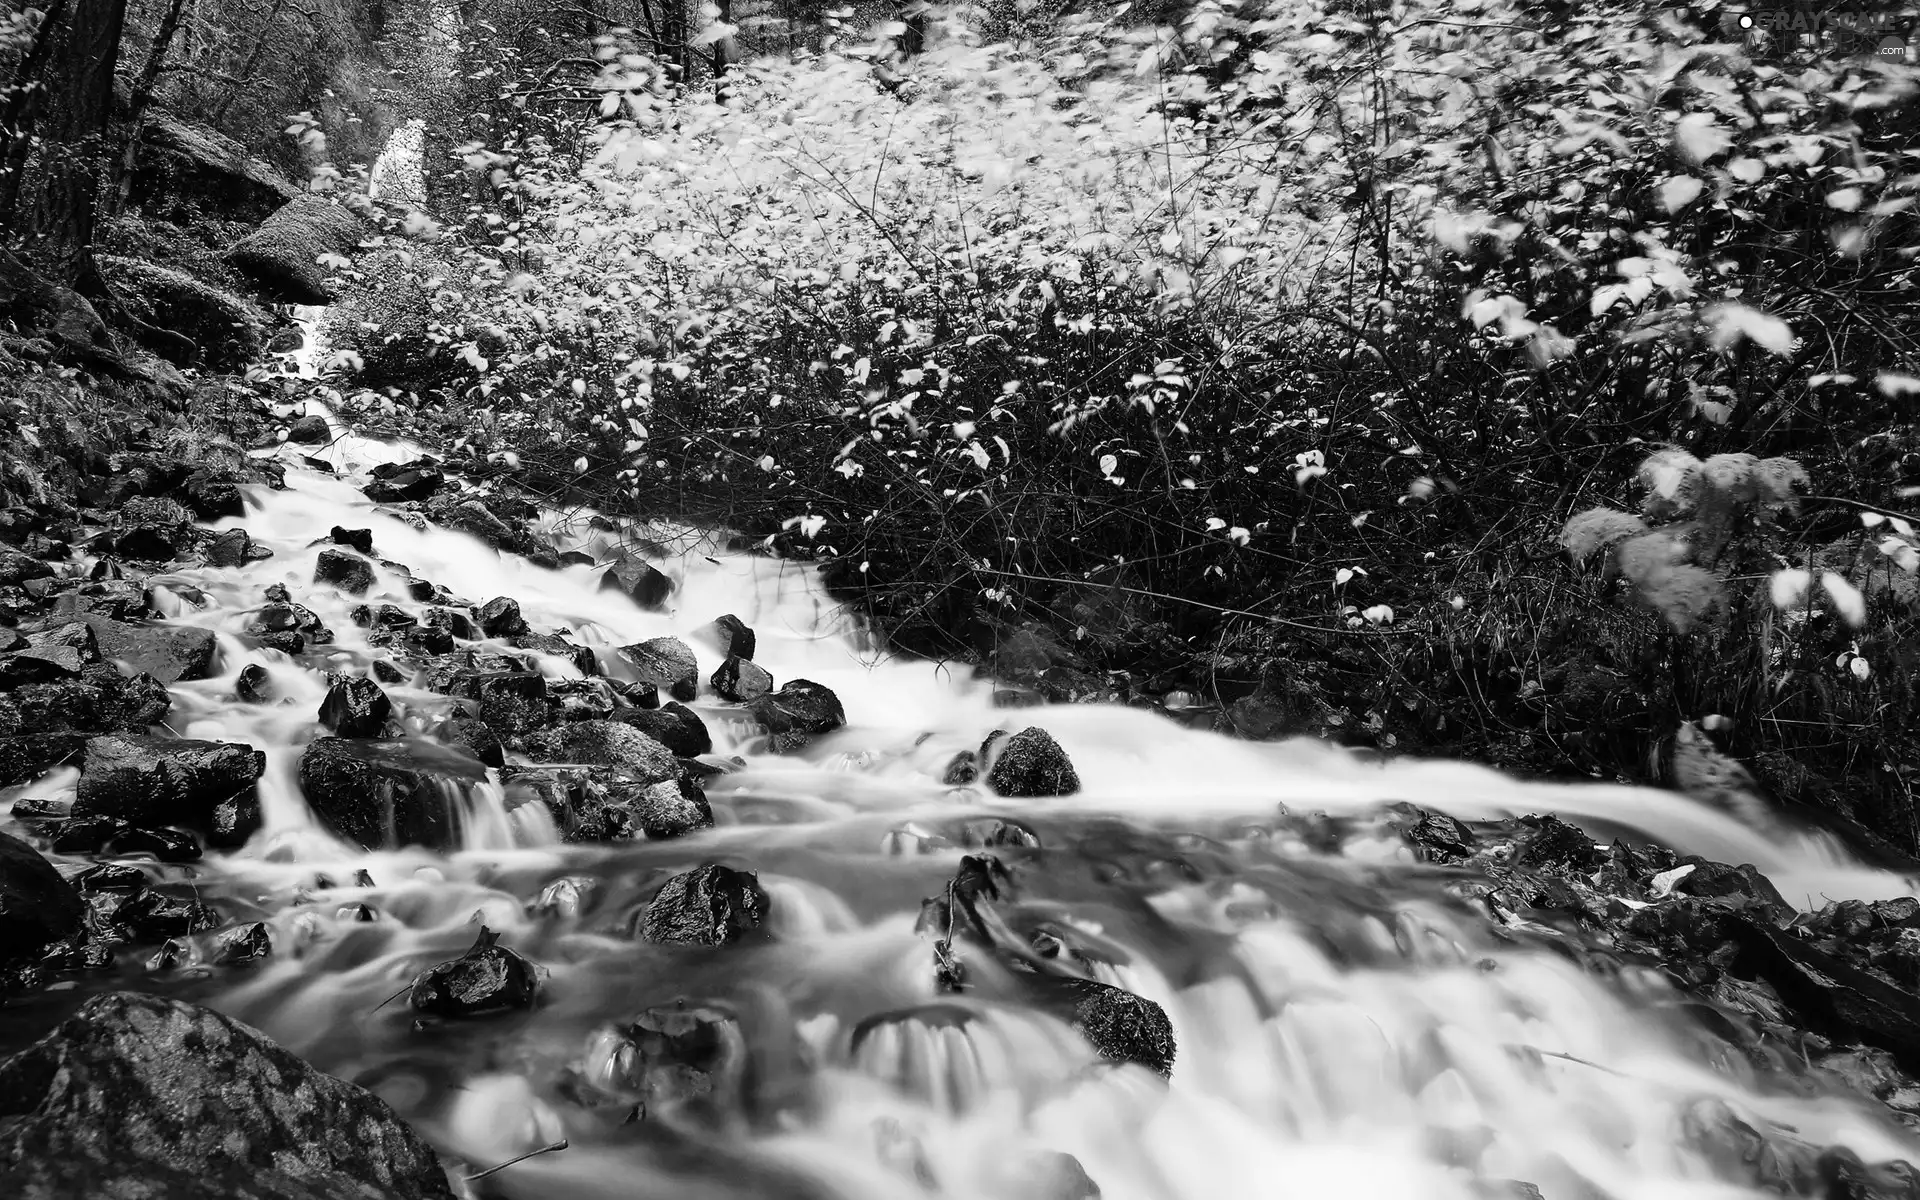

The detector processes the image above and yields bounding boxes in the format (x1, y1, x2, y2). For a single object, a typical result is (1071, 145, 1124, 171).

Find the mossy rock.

(97, 255, 270, 373)
(225, 195, 366, 305)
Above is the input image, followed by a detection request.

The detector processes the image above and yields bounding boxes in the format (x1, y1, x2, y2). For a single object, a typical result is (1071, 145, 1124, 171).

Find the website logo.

(1718, 6, 1914, 61)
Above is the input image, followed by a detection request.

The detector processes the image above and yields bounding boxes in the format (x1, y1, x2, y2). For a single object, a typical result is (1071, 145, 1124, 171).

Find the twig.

(464, 1140, 569, 1181)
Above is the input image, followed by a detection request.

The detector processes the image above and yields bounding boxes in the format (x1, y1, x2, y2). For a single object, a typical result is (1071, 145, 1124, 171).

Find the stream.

(6, 407, 1920, 1200)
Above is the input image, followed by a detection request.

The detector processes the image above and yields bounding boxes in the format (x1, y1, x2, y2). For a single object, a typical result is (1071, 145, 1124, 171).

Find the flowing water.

(10, 408, 1920, 1200)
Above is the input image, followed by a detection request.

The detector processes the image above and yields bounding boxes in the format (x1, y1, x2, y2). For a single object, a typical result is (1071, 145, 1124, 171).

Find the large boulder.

(0, 991, 456, 1200)
(111, 495, 199, 562)
(362, 458, 443, 504)
(612, 701, 712, 757)
(123, 99, 302, 224)
(296, 737, 487, 851)
(0, 733, 90, 788)
(0, 830, 85, 967)
(71, 733, 265, 847)
(96, 255, 269, 373)
(225, 195, 366, 305)
(313, 548, 375, 596)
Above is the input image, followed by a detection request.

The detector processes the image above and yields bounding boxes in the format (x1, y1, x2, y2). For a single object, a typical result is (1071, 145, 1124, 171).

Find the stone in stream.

(362, 457, 444, 503)
(436, 668, 554, 741)
(297, 737, 490, 851)
(0, 991, 457, 1200)
(0, 545, 54, 588)
(746, 678, 845, 754)
(601, 558, 673, 609)
(475, 595, 528, 638)
(617, 636, 699, 702)
(284, 412, 331, 443)
(3, 620, 101, 681)
(328, 525, 374, 554)
(426, 496, 558, 567)
(204, 527, 255, 567)
(613, 775, 714, 840)
(0, 733, 90, 788)
(0, 829, 86, 969)
(408, 925, 539, 1019)
(1044, 976, 1175, 1078)
(618, 1002, 750, 1120)
(313, 547, 375, 595)
(710, 655, 773, 703)
(111, 495, 199, 562)
(705, 613, 757, 660)
(236, 663, 274, 703)
(213, 921, 274, 966)
(433, 716, 504, 768)
(424, 606, 476, 641)
(984, 727, 1080, 797)
(318, 673, 393, 738)
(612, 700, 712, 757)
(510, 631, 599, 676)
(68, 613, 219, 684)
(71, 733, 266, 846)
(522, 719, 677, 783)
(641, 864, 770, 946)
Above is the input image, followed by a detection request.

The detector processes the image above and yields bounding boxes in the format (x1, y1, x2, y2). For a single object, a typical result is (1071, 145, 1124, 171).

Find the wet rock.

(622, 1002, 747, 1119)
(205, 528, 256, 568)
(313, 548, 375, 595)
(0, 830, 85, 968)
(362, 458, 444, 504)
(103, 825, 203, 863)
(994, 1152, 1102, 1200)
(551, 677, 618, 723)
(746, 679, 845, 754)
(475, 596, 528, 638)
(503, 767, 628, 843)
(0, 991, 456, 1199)
(213, 921, 273, 965)
(1725, 918, 1920, 1074)
(618, 637, 699, 702)
(297, 737, 488, 851)
(0, 545, 54, 588)
(706, 614, 756, 660)
(524, 719, 677, 781)
(328, 526, 373, 555)
(1400, 808, 1476, 864)
(1671, 856, 1792, 922)
(0, 734, 91, 787)
(318, 674, 393, 738)
(403, 625, 455, 655)
(112, 495, 198, 562)
(351, 603, 415, 631)
(511, 631, 598, 676)
(285, 414, 331, 444)
(52, 814, 133, 854)
(601, 559, 672, 609)
(110, 888, 221, 941)
(439, 669, 554, 741)
(425, 607, 475, 641)
(985, 727, 1080, 797)
(615, 776, 714, 840)
(1507, 814, 1602, 872)
(73, 613, 218, 684)
(409, 925, 538, 1019)
(641, 864, 770, 946)
(711, 655, 773, 702)
(428, 497, 554, 565)
(236, 664, 274, 703)
(613, 701, 712, 757)
(3, 621, 101, 682)
(1046, 976, 1175, 1077)
(0, 680, 102, 736)
(372, 659, 408, 685)
(71, 734, 265, 844)
(434, 717, 504, 768)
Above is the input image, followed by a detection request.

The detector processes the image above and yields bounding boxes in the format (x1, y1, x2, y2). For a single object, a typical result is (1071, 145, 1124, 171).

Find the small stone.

(616, 776, 714, 839)
(1052, 977, 1175, 1077)
(617, 637, 699, 702)
(475, 596, 528, 638)
(747, 679, 846, 754)
(409, 925, 538, 1018)
(314, 548, 375, 595)
(601, 558, 672, 609)
(641, 864, 769, 946)
(103, 825, 203, 863)
(213, 921, 273, 965)
(236, 664, 274, 703)
(319, 674, 392, 738)
(985, 727, 1080, 797)
(708, 614, 756, 660)
(285, 414, 331, 443)
(710, 655, 774, 702)
(204, 528, 254, 568)
(372, 659, 408, 685)
(329, 526, 374, 554)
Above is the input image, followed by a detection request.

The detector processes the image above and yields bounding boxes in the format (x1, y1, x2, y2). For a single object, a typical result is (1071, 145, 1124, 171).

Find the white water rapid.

(10, 408, 1920, 1200)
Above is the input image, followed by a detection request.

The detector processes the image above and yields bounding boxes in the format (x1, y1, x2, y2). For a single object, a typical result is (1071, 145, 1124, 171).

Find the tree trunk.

(12, 0, 128, 288)
(106, 0, 192, 216)
(0, 0, 72, 227)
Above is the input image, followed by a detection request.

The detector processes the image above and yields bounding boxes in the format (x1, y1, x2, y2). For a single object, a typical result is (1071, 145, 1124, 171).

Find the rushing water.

(9, 408, 1920, 1200)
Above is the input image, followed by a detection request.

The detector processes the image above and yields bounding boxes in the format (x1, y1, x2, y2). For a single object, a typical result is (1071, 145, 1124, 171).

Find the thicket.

(307, 0, 1920, 844)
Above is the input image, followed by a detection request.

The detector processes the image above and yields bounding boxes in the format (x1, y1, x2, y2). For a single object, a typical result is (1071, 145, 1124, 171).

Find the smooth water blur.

(11, 411, 1920, 1199)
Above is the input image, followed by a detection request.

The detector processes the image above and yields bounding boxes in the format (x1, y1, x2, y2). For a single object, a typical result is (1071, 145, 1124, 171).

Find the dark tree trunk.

(13, 0, 128, 288)
(107, 0, 192, 216)
(711, 0, 733, 103)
